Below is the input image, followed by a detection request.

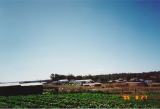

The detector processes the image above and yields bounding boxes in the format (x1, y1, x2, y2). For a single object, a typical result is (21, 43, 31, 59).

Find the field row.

(44, 84, 160, 94)
(0, 93, 160, 108)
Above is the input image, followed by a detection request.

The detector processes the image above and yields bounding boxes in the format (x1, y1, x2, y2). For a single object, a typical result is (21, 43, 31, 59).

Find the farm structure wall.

(0, 85, 43, 96)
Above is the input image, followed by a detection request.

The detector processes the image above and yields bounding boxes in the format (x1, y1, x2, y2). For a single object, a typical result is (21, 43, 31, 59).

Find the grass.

(0, 92, 160, 108)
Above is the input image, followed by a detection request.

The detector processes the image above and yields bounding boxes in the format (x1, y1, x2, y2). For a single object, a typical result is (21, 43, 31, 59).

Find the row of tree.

(50, 71, 160, 83)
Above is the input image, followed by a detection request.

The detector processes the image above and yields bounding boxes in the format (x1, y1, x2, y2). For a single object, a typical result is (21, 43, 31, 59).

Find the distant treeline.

(50, 71, 160, 83)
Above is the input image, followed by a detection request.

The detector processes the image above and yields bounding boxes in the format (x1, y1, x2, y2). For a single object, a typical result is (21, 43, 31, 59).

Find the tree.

(67, 74, 75, 80)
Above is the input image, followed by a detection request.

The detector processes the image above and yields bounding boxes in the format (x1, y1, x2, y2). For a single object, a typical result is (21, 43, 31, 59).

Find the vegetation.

(50, 71, 160, 83)
(0, 92, 160, 108)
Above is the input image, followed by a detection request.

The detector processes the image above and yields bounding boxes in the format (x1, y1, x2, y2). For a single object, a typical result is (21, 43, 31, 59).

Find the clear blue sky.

(0, 0, 160, 82)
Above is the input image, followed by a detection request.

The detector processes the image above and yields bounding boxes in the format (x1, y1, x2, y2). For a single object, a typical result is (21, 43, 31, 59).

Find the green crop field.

(0, 92, 159, 108)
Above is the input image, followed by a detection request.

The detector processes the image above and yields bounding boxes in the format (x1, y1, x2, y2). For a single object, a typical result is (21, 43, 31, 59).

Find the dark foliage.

(50, 71, 160, 83)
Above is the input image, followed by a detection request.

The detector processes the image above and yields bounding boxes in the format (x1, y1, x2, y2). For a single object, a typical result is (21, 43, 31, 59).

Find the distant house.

(58, 79, 69, 84)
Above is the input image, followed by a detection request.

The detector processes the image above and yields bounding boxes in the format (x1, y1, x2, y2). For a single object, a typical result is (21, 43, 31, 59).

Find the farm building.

(0, 82, 43, 96)
(129, 78, 139, 82)
(108, 80, 114, 83)
(20, 82, 43, 86)
(144, 80, 152, 84)
(114, 78, 127, 83)
(0, 82, 20, 87)
(51, 81, 58, 84)
(83, 82, 102, 87)
(70, 79, 94, 85)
